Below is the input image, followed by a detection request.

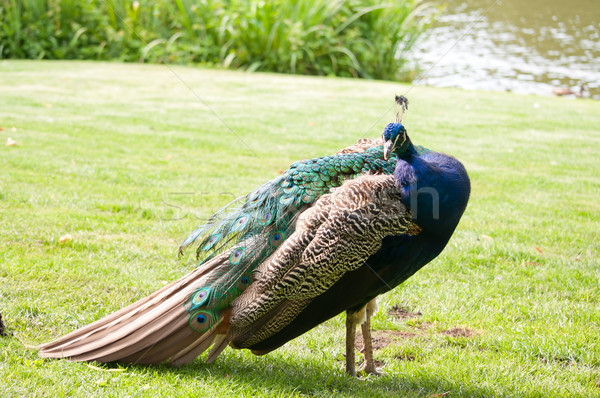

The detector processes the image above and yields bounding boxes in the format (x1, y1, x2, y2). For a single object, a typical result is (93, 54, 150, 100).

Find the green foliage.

(0, 0, 436, 79)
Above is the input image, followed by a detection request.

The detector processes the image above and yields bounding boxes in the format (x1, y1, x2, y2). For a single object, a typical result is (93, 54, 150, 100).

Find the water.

(410, 0, 600, 99)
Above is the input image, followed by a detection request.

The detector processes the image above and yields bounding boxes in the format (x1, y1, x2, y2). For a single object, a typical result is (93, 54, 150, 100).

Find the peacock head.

(382, 122, 410, 160)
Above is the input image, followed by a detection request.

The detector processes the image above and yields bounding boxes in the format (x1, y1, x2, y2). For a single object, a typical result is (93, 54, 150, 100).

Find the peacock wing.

(225, 174, 421, 348)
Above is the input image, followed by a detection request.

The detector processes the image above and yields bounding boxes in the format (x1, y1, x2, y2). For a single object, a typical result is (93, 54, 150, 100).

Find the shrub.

(0, 0, 437, 80)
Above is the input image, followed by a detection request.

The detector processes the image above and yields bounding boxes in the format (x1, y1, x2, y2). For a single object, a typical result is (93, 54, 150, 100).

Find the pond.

(409, 0, 600, 99)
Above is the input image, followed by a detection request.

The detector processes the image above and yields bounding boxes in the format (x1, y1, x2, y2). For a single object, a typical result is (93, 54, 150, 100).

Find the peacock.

(39, 97, 471, 376)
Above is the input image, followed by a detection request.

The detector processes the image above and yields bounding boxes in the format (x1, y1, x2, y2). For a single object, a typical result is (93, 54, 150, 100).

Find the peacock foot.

(359, 360, 383, 377)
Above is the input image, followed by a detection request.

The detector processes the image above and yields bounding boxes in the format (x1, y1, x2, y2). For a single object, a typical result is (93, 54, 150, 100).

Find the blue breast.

(395, 150, 471, 236)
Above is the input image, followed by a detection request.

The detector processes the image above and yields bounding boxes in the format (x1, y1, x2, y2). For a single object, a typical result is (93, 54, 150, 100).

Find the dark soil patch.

(0, 313, 6, 337)
(538, 354, 576, 366)
(442, 327, 476, 338)
(388, 305, 422, 321)
(395, 353, 416, 361)
(355, 329, 417, 351)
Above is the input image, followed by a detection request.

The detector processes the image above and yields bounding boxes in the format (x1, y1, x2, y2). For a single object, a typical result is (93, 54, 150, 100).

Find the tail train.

(38, 255, 229, 365)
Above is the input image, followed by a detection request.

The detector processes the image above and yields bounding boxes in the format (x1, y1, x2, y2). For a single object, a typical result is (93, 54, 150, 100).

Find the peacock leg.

(360, 317, 378, 375)
(345, 312, 357, 377)
(360, 298, 379, 375)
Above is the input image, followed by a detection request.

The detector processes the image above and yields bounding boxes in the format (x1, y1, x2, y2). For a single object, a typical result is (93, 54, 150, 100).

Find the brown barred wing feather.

(226, 174, 420, 348)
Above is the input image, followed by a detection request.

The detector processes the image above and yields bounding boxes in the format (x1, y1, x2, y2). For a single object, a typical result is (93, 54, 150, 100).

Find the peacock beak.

(383, 140, 394, 161)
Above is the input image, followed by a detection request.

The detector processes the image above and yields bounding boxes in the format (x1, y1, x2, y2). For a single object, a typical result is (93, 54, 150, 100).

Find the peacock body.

(39, 105, 470, 376)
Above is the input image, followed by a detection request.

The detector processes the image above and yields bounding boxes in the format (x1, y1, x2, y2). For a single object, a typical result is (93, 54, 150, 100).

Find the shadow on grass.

(109, 351, 498, 398)
(3, 323, 498, 397)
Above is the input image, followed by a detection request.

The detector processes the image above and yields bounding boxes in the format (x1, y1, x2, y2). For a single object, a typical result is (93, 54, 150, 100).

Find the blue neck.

(394, 143, 470, 236)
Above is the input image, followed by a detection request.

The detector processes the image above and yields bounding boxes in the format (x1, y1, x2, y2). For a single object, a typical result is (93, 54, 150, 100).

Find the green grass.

(1, 60, 599, 397)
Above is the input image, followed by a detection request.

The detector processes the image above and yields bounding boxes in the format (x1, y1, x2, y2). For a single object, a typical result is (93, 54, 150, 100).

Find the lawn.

(1, 60, 599, 397)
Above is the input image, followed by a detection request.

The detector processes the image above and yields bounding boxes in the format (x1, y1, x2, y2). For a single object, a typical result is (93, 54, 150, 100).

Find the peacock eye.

(196, 314, 206, 323)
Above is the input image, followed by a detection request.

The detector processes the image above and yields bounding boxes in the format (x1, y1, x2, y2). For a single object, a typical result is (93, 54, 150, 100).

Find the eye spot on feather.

(236, 273, 253, 290)
(191, 288, 210, 307)
(231, 215, 250, 232)
(280, 195, 295, 205)
(188, 310, 214, 332)
(270, 231, 285, 247)
(261, 211, 272, 223)
(230, 248, 244, 265)
(283, 186, 297, 195)
(202, 234, 220, 251)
